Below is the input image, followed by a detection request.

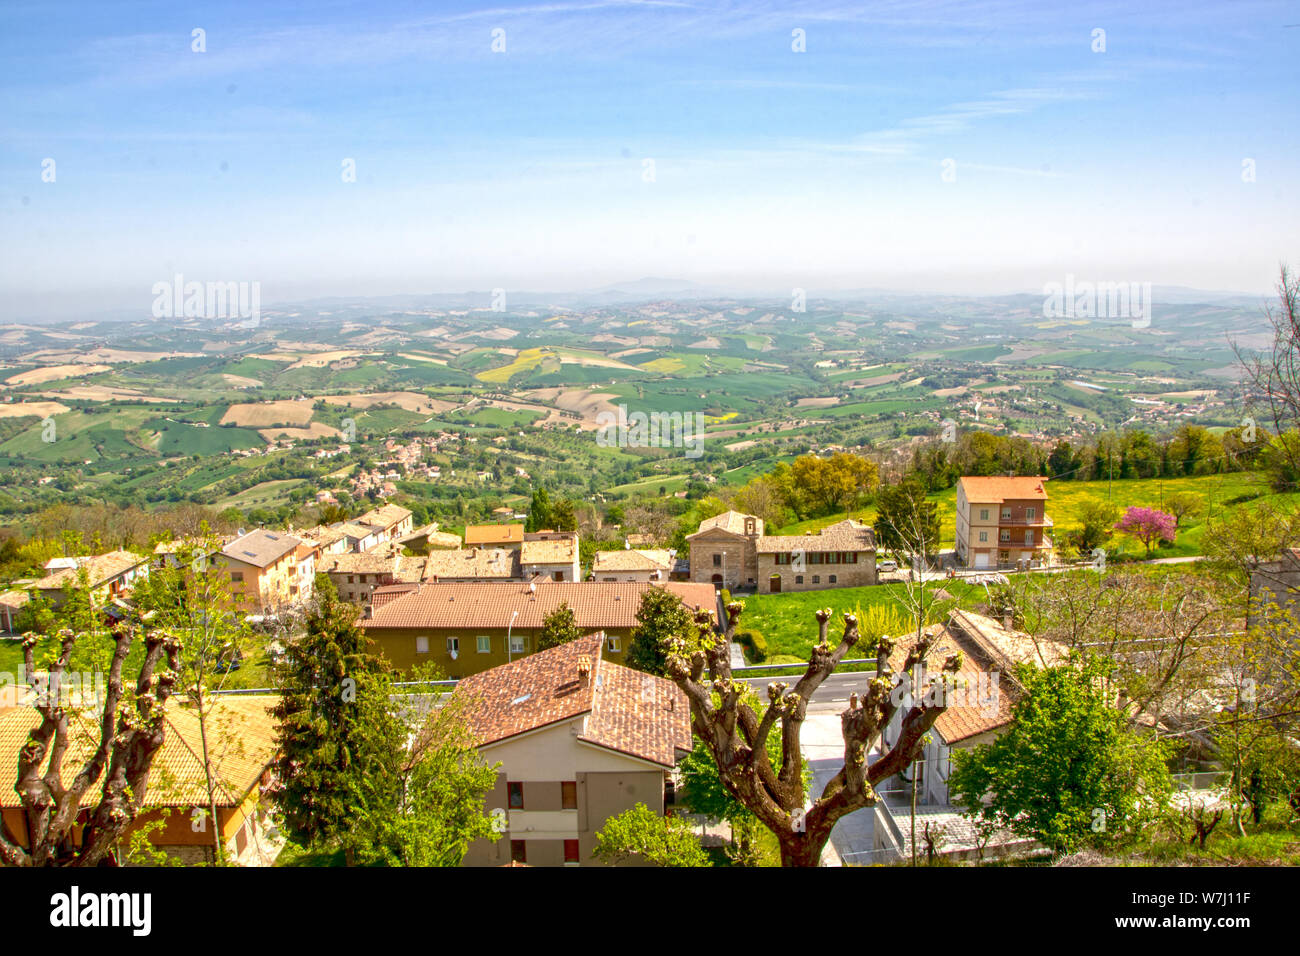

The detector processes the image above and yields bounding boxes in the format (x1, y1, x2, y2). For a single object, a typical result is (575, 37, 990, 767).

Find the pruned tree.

(1233, 263, 1300, 486)
(666, 603, 960, 867)
(0, 625, 182, 867)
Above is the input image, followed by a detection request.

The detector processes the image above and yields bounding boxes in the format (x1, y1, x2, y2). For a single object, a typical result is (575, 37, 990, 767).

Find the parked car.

(878, 559, 898, 573)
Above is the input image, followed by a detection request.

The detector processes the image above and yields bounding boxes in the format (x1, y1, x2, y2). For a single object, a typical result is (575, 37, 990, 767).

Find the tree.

(1233, 264, 1300, 484)
(592, 802, 708, 867)
(1113, 506, 1176, 557)
(550, 497, 578, 532)
(1071, 496, 1120, 556)
(341, 665, 500, 866)
(270, 586, 391, 862)
(525, 487, 552, 532)
(0, 625, 183, 866)
(535, 602, 583, 651)
(949, 657, 1172, 855)
(1162, 491, 1201, 529)
(666, 603, 960, 867)
(874, 476, 940, 558)
(625, 587, 698, 677)
(134, 531, 253, 862)
(785, 453, 879, 518)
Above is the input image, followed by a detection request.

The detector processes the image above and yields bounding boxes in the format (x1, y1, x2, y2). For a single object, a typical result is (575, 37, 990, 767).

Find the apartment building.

(217, 530, 309, 613)
(361, 580, 717, 678)
(458, 633, 692, 866)
(955, 476, 1054, 570)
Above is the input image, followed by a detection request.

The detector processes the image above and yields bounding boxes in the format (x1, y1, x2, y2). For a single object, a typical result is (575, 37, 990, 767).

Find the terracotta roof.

(959, 476, 1049, 503)
(298, 525, 348, 547)
(455, 634, 690, 767)
(219, 531, 300, 568)
(887, 623, 1017, 744)
(356, 503, 412, 531)
(756, 519, 876, 553)
(885, 609, 1062, 744)
(464, 524, 524, 546)
(592, 549, 674, 573)
(364, 581, 717, 631)
(34, 551, 147, 590)
(398, 523, 463, 549)
(0, 696, 277, 808)
(688, 511, 763, 538)
(322, 549, 411, 576)
(520, 537, 577, 566)
(335, 522, 378, 542)
(0, 590, 30, 610)
(421, 548, 520, 580)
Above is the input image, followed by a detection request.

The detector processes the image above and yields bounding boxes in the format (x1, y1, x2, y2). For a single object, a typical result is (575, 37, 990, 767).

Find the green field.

(735, 581, 979, 659)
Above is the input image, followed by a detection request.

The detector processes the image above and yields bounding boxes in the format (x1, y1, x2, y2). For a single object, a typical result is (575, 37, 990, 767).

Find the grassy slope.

(775, 472, 1297, 560)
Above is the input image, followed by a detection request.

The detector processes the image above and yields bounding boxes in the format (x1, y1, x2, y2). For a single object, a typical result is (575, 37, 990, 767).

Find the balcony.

(996, 515, 1053, 528)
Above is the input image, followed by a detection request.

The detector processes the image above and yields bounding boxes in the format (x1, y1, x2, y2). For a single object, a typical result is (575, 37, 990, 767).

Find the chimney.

(577, 655, 592, 688)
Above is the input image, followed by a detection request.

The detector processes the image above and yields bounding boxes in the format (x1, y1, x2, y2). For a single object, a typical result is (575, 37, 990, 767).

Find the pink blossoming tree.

(1114, 506, 1177, 557)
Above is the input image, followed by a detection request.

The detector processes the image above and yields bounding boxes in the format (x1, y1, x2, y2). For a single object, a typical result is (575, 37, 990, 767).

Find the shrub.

(734, 629, 768, 663)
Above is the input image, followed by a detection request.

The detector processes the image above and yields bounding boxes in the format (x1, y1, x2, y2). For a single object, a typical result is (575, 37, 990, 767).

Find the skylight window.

(510, 694, 532, 706)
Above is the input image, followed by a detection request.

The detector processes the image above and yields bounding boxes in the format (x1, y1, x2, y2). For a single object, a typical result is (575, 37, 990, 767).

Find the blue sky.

(2, 0, 1298, 318)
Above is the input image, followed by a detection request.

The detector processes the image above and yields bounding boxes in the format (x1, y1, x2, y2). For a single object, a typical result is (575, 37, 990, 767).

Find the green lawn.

(734, 581, 980, 660)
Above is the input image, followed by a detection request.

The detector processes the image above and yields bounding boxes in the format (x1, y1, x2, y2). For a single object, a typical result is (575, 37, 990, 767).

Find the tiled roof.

(689, 511, 763, 538)
(335, 522, 378, 541)
(583, 659, 691, 766)
(464, 524, 525, 546)
(592, 549, 674, 572)
(298, 525, 348, 547)
(0, 589, 30, 610)
(885, 610, 1062, 744)
(322, 550, 410, 576)
(887, 623, 1016, 744)
(959, 476, 1049, 502)
(356, 503, 412, 531)
(398, 523, 463, 549)
(520, 537, 577, 565)
(756, 519, 876, 553)
(948, 608, 1067, 669)
(0, 696, 277, 808)
(219, 530, 301, 568)
(34, 551, 147, 590)
(422, 548, 521, 580)
(455, 634, 690, 767)
(364, 581, 717, 631)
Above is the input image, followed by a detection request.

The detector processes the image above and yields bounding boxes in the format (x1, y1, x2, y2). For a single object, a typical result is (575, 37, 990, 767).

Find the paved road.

(737, 670, 872, 708)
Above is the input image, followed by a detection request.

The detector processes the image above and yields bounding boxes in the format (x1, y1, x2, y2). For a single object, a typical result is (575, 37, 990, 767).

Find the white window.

(446, 637, 459, 654)
(607, 636, 620, 653)
(978, 531, 988, 543)
(1001, 508, 1012, 520)
(1025, 530, 1034, 545)
(1000, 530, 1011, 543)
(1026, 507, 1035, 519)
(476, 636, 491, 654)
(510, 635, 525, 654)
(416, 636, 429, 654)
(979, 509, 990, 521)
